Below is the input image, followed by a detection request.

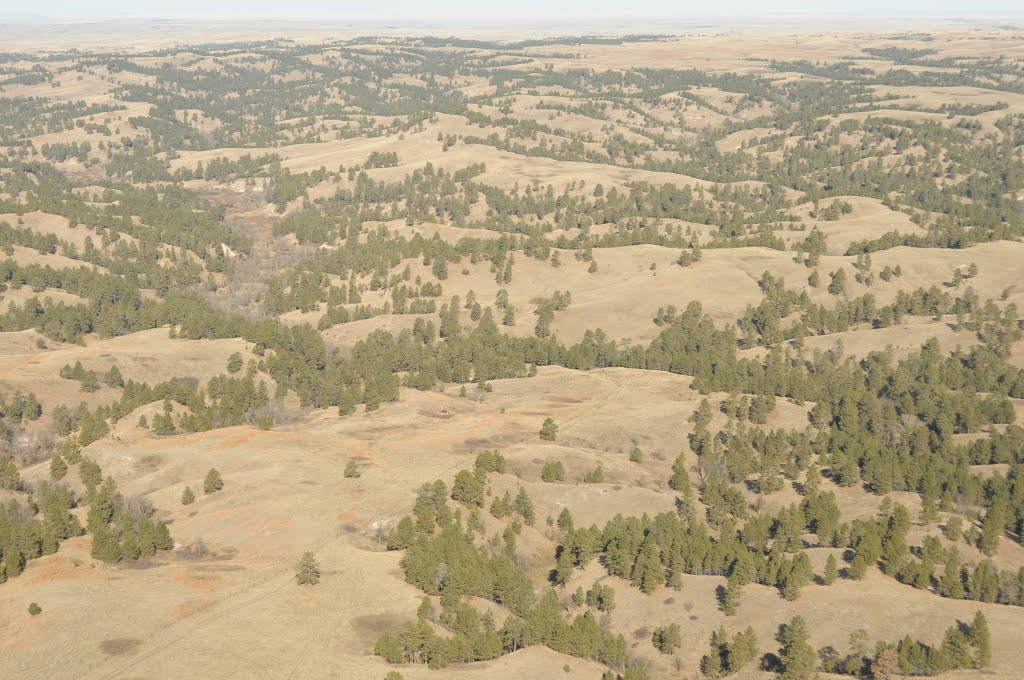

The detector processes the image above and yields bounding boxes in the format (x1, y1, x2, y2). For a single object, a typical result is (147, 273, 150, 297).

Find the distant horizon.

(3, 0, 1022, 23)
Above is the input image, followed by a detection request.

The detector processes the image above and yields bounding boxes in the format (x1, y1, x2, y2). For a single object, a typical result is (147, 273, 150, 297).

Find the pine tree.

(848, 553, 868, 580)
(203, 468, 224, 494)
(226, 352, 244, 373)
(87, 477, 117, 531)
(90, 525, 121, 563)
(669, 454, 690, 491)
(78, 413, 110, 445)
(703, 647, 723, 678)
(779, 616, 816, 680)
(49, 451, 67, 480)
(4, 546, 25, 577)
(514, 486, 536, 525)
(584, 465, 604, 483)
(151, 412, 175, 436)
(803, 464, 820, 495)
(828, 268, 847, 296)
(344, 460, 361, 478)
(542, 461, 566, 482)
(978, 501, 1006, 557)
(652, 623, 682, 654)
(969, 610, 991, 668)
(969, 560, 999, 602)
(919, 476, 940, 524)
(539, 418, 558, 441)
(940, 551, 965, 598)
(556, 508, 574, 533)
(729, 626, 759, 671)
(702, 628, 727, 678)
(720, 577, 741, 615)
(451, 470, 483, 507)
(631, 532, 665, 594)
(181, 486, 195, 505)
(941, 625, 973, 669)
(295, 551, 320, 585)
(79, 457, 102, 499)
(619, 661, 649, 680)
(103, 365, 124, 387)
(823, 553, 838, 585)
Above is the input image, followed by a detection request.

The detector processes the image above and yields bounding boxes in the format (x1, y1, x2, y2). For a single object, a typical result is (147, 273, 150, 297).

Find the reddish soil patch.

(170, 597, 217, 620)
(169, 569, 229, 592)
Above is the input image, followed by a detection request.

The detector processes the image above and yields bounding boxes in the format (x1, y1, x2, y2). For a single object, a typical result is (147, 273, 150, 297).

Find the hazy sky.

(9, 0, 1023, 20)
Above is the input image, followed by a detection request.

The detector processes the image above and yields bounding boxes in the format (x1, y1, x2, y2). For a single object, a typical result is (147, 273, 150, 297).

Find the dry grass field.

(1, 18, 1024, 680)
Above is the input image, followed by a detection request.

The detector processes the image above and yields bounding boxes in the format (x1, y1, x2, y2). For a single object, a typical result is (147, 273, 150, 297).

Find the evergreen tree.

(90, 525, 121, 563)
(941, 625, 973, 669)
(720, 577, 741, 615)
(296, 551, 320, 585)
(622, 661, 651, 680)
(967, 610, 991, 668)
(803, 464, 820, 496)
(181, 485, 195, 505)
(514, 486, 536, 525)
(103, 365, 124, 388)
(702, 640, 724, 678)
(631, 532, 665, 594)
(556, 508, 574, 533)
(79, 457, 102, 499)
(4, 546, 25, 577)
(943, 517, 963, 541)
(848, 553, 868, 580)
(652, 623, 682, 654)
(823, 553, 838, 585)
(203, 468, 224, 494)
(451, 470, 484, 506)
(539, 418, 558, 441)
(669, 454, 690, 491)
(940, 551, 965, 598)
(828, 268, 848, 296)
(779, 616, 816, 680)
(542, 461, 566, 482)
(978, 501, 1005, 556)
(730, 626, 759, 671)
(49, 451, 67, 480)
